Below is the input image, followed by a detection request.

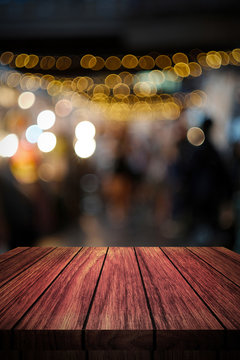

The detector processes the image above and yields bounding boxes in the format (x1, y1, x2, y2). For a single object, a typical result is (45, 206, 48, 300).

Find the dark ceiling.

(0, 0, 239, 55)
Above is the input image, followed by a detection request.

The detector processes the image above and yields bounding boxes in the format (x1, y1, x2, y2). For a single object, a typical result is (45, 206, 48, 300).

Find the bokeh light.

(75, 121, 96, 140)
(25, 125, 42, 144)
(155, 55, 172, 69)
(18, 91, 36, 109)
(206, 51, 222, 69)
(55, 99, 72, 117)
(37, 132, 57, 153)
(0, 51, 14, 65)
(121, 55, 138, 69)
(187, 127, 205, 146)
(74, 138, 96, 158)
(80, 54, 97, 69)
(37, 110, 56, 130)
(105, 56, 121, 70)
(0, 134, 19, 157)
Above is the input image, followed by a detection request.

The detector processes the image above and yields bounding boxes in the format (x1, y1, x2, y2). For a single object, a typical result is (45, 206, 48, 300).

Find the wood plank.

(0, 247, 54, 288)
(22, 351, 86, 360)
(153, 351, 217, 359)
(14, 248, 107, 350)
(135, 247, 223, 350)
(187, 247, 240, 287)
(88, 351, 151, 360)
(85, 247, 153, 350)
(0, 247, 29, 264)
(0, 247, 80, 330)
(213, 247, 240, 264)
(162, 248, 240, 341)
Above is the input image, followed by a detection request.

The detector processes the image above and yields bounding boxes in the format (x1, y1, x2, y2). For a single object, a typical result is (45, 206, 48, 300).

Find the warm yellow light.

(187, 127, 205, 146)
(47, 80, 62, 96)
(172, 53, 188, 64)
(0, 51, 14, 65)
(121, 55, 138, 69)
(197, 53, 208, 67)
(174, 63, 190, 77)
(105, 74, 122, 88)
(18, 91, 36, 109)
(188, 62, 202, 77)
(232, 49, 240, 63)
(138, 56, 155, 70)
(15, 54, 29, 68)
(40, 56, 55, 70)
(113, 83, 130, 99)
(219, 51, 229, 66)
(206, 51, 221, 69)
(155, 55, 172, 69)
(56, 56, 72, 70)
(105, 56, 121, 70)
(25, 54, 39, 69)
(91, 57, 105, 71)
(80, 54, 97, 69)
(93, 84, 110, 96)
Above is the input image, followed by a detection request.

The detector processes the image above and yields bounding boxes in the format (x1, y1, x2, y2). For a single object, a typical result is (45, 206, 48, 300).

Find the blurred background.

(0, 0, 240, 252)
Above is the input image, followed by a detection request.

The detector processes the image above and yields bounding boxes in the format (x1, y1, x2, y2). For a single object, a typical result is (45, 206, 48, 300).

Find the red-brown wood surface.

(0, 247, 54, 288)
(14, 248, 107, 350)
(213, 247, 240, 263)
(85, 247, 153, 350)
(0, 247, 80, 329)
(135, 247, 223, 350)
(187, 247, 240, 286)
(0, 247, 29, 264)
(0, 246, 239, 355)
(162, 247, 240, 330)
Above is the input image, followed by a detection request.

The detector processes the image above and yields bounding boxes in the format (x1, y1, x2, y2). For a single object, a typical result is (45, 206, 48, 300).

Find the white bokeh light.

(74, 138, 96, 158)
(75, 121, 96, 140)
(37, 132, 57, 153)
(18, 92, 36, 109)
(25, 125, 42, 144)
(0, 134, 19, 157)
(37, 110, 56, 130)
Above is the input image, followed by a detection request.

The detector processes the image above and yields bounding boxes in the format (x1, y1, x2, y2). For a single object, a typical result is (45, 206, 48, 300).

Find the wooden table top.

(0, 246, 240, 352)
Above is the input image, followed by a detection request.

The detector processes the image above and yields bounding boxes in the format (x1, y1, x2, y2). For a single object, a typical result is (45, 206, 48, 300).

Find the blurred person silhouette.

(171, 117, 233, 245)
(0, 166, 36, 250)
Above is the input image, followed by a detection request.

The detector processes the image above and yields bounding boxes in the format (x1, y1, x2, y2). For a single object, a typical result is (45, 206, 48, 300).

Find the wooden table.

(0, 247, 240, 360)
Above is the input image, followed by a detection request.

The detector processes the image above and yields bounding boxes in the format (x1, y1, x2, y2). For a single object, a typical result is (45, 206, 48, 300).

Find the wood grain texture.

(0, 247, 54, 288)
(85, 247, 153, 350)
(14, 248, 107, 350)
(22, 351, 86, 360)
(213, 247, 240, 263)
(0, 247, 80, 330)
(162, 247, 240, 331)
(0, 247, 29, 264)
(135, 247, 223, 350)
(88, 351, 151, 360)
(187, 247, 240, 287)
(153, 351, 217, 359)
(0, 246, 240, 354)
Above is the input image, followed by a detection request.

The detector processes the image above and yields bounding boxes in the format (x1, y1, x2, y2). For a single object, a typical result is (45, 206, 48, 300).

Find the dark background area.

(0, 0, 240, 253)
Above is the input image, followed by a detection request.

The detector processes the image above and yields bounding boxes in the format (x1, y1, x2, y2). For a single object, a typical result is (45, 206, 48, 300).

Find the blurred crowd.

(1, 109, 240, 252)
